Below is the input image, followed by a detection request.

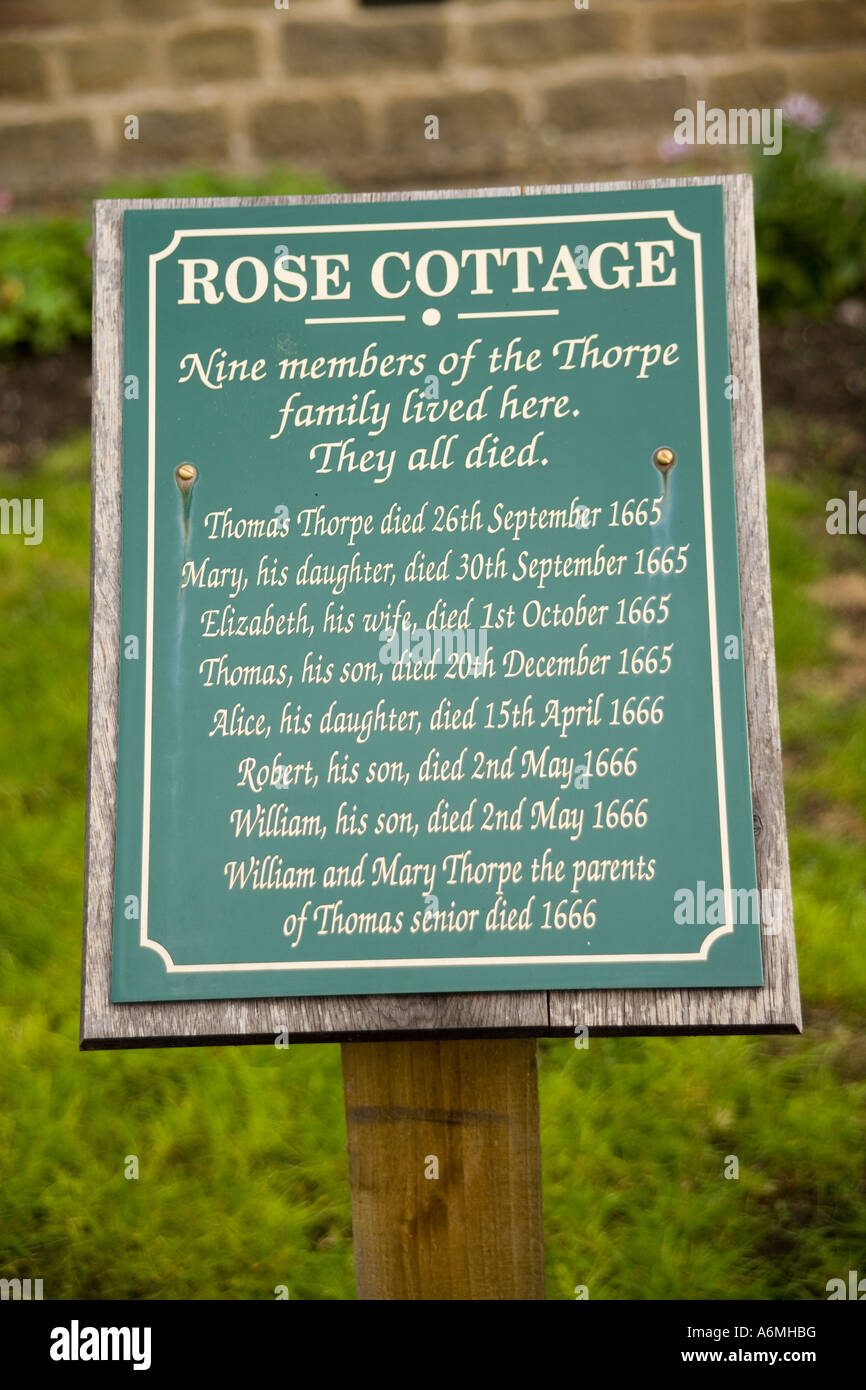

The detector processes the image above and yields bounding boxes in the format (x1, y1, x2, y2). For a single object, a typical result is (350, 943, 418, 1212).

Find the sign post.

(342, 1038, 544, 1300)
(82, 177, 799, 1299)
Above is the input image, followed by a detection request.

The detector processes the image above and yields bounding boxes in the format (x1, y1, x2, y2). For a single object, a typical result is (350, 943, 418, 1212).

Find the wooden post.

(341, 1039, 545, 1300)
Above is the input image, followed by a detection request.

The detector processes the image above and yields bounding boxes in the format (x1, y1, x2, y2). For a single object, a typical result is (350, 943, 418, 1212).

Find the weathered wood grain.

(342, 1038, 545, 1299)
(81, 177, 800, 1047)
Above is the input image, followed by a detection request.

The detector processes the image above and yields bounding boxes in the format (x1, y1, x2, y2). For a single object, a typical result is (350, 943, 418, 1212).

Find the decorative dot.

(422, 307, 441, 326)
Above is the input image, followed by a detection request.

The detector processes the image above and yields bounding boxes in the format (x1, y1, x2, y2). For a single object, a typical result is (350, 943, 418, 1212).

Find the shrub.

(0, 168, 334, 357)
(0, 217, 91, 355)
(753, 101, 866, 318)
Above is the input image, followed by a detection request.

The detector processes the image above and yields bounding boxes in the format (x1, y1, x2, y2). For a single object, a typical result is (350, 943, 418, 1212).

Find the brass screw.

(175, 462, 198, 488)
(652, 447, 676, 475)
(175, 463, 198, 557)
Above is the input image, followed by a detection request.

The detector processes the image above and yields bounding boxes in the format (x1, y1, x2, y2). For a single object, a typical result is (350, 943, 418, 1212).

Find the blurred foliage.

(0, 219, 92, 355)
(0, 120, 865, 354)
(0, 168, 334, 357)
(97, 168, 335, 201)
(753, 113, 866, 319)
(1, 126, 865, 353)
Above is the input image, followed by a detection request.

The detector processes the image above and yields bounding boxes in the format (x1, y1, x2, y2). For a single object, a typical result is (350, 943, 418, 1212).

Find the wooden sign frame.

(81, 175, 801, 1049)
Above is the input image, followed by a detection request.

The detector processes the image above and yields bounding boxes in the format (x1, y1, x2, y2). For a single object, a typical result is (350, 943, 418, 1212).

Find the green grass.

(0, 432, 863, 1300)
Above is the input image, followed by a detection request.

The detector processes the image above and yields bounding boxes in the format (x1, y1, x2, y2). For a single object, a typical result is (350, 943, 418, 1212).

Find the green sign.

(111, 186, 763, 1003)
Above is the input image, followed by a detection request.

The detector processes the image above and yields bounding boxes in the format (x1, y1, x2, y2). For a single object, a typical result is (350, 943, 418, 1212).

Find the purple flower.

(781, 94, 826, 130)
(0, 190, 12, 215)
(658, 135, 690, 163)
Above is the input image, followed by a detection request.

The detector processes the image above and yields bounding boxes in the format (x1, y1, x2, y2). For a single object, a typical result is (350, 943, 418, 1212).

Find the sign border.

(81, 176, 801, 1047)
(142, 209, 734, 977)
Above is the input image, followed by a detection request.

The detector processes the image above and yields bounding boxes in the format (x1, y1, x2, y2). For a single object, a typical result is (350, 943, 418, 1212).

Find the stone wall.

(1, 0, 865, 205)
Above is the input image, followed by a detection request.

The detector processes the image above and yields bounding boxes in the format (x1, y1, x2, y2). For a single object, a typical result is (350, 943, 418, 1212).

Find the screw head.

(175, 463, 198, 487)
(652, 446, 677, 475)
